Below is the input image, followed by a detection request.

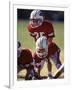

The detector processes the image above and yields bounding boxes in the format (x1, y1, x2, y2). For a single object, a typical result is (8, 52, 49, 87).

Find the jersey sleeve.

(47, 22, 55, 38)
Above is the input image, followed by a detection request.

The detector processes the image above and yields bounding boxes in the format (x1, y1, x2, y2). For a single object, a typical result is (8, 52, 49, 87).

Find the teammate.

(17, 41, 35, 80)
(27, 10, 62, 78)
(33, 36, 48, 76)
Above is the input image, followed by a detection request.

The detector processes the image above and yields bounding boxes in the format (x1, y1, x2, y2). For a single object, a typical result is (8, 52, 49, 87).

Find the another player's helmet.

(30, 10, 44, 28)
(36, 36, 48, 58)
(17, 41, 21, 57)
(17, 41, 21, 48)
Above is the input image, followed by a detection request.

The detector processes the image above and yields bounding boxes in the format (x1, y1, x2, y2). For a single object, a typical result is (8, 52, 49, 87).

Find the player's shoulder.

(43, 20, 53, 26)
(18, 48, 33, 65)
(21, 48, 32, 55)
(23, 48, 31, 52)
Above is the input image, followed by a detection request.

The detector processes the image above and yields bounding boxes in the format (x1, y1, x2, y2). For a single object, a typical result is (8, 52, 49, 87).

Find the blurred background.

(17, 9, 64, 21)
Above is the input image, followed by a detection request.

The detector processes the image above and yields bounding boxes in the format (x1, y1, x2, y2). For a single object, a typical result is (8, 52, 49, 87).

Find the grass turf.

(17, 20, 64, 79)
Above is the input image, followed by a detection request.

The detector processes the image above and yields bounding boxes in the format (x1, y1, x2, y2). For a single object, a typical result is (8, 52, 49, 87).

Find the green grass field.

(17, 20, 64, 79)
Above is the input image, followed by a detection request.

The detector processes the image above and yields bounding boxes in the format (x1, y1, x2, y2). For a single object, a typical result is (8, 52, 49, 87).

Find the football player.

(27, 9, 54, 43)
(33, 36, 62, 79)
(33, 36, 48, 76)
(17, 41, 35, 80)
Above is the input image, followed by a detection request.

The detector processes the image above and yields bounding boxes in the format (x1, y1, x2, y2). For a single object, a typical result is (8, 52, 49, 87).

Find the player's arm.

(47, 23, 55, 45)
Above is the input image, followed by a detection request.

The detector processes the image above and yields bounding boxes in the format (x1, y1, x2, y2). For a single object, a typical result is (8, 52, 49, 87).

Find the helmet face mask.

(36, 48, 48, 58)
(30, 10, 44, 28)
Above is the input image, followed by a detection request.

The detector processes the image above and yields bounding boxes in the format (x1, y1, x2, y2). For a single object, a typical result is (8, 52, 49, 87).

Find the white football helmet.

(30, 10, 44, 28)
(36, 36, 48, 58)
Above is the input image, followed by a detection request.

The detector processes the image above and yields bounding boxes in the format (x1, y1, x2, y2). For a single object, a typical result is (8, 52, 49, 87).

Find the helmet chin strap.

(31, 24, 40, 28)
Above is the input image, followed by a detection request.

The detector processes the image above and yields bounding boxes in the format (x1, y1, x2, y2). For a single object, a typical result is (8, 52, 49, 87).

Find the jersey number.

(31, 32, 45, 40)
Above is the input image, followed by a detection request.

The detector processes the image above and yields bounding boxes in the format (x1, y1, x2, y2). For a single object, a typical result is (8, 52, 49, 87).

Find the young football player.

(17, 41, 35, 80)
(27, 10, 62, 78)
(32, 36, 62, 79)
(33, 36, 48, 76)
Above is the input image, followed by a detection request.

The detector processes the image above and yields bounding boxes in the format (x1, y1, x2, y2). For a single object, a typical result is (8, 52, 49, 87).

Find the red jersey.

(48, 42, 60, 58)
(18, 49, 33, 66)
(33, 52, 45, 63)
(28, 21, 55, 41)
(33, 52, 45, 68)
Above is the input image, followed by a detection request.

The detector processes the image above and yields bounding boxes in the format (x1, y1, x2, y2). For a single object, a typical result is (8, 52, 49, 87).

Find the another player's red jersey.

(33, 52, 45, 68)
(33, 42, 60, 62)
(18, 49, 33, 66)
(28, 21, 55, 41)
(48, 42, 60, 58)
